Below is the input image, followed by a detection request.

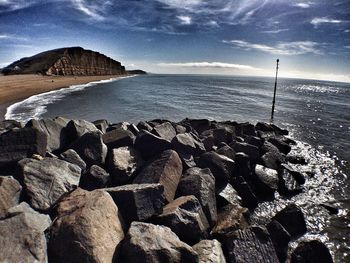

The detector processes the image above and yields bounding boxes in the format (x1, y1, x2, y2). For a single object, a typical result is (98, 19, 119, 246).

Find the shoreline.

(0, 74, 127, 121)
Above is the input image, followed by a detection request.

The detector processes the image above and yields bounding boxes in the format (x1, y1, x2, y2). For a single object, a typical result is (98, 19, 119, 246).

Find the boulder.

(291, 240, 333, 263)
(176, 167, 217, 226)
(0, 176, 22, 218)
(182, 118, 211, 135)
(231, 176, 258, 209)
(106, 183, 165, 225)
(120, 222, 198, 263)
(71, 131, 107, 166)
(246, 136, 264, 148)
(278, 165, 303, 196)
(268, 137, 292, 155)
(135, 130, 172, 159)
(18, 157, 81, 211)
(236, 122, 257, 137)
(232, 142, 259, 162)
(0, 202, 51, 263)
(254, 164, 279, 199)
(216, 145, 236, 161)
(93, 119, 108, 133)
(66, 119, 100, 141)
(267, 220, 291, 263)
(60, 148, 86, 171)
(216, 183, 242, 208)
(152, 122, 177, 141)
(136, 121, 153, 132)
(48, 188, 124, 263)
(107, 146, 144, 185)
(222, 226, 279, 263)
(102, 128, 135, 149)
(80, 165, 110, 190)
(0, 119, 23, 132)
(172, 133, 205, 157)
(272, 203, 307, 238)
(286, 155, 307, 165)
(193, 239, 226, 263)
(260, 142, 286, 170)
(0, 128, 47, 167)
(201, 128, 234, 145)
(153, 195, 210, 244)
(133, 150, 182, 202)
(233, 152, 253, 181)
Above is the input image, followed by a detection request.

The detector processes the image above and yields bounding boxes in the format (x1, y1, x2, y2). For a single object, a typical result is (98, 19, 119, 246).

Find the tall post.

(270, 58, 279, 123)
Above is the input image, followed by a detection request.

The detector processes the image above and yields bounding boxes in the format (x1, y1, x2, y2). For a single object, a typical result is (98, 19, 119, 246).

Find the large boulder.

(120, 222, 198, 263)
(253, 164, 279, 199)
(0, 202, 51, 263)
(172, 133, 205, 157)
(133, 150, 182, 202)
(0, 128, 47, 167)
(0, 176, 22, 218)
(66, 119, 100, 141)
(268, 137, 291, 155)
(48, 188, 124, 263)
(60, 148, 86, 171)
(267, 220, 291, 263)
(231, 176, 258, 209)
(105, 183, 165, 226)
(152, 122, 177, 141)
(176, 167, 217, 226)
(80, 165, 110, 190)
(193, 239, 226, 263)
(134, 130, 172, 159)
(107, 146, 144, 185)
(71, 131, 107, 166)
(18, 157, 81, 211)
(93, 119, 109, 133)
(278, 164, 303, 196)
(181, 118, 211, 134)
(102, 128, 135, 149)
(291, 240, 333, 263)
(232, 142, 259, 162)
(260, 142, 286, 170)
(153, 195, 210, 244)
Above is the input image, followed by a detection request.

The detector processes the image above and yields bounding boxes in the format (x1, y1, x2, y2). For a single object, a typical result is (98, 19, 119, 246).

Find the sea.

(5, 74, 350, 262)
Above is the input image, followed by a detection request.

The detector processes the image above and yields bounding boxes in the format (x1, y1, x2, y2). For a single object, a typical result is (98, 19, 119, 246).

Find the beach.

(0, 74, 123, 121)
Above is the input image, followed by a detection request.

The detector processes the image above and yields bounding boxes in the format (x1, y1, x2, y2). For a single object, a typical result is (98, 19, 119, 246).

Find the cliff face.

(2, 47, 126, 76)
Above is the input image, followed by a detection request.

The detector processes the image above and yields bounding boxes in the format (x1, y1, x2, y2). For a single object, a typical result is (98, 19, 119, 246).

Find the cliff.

(2, 47, 126, 76)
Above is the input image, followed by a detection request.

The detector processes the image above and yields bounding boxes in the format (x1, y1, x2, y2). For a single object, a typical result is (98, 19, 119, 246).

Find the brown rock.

(0, 176, 22, 218)
(193, 239, 226, 263)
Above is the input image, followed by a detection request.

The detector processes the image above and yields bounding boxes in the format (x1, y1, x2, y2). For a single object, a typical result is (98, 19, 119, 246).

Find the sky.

(0, 0, 349, 82)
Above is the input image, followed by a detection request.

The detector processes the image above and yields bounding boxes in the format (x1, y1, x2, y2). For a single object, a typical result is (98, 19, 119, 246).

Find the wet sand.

(0, 74, 123, 121)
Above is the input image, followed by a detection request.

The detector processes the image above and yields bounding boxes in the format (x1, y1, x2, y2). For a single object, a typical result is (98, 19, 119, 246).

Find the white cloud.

(158, 61, 260, 70)
(71, 0, 112, 21)
(177, 15, 192, 25)
(262, 29, 289, 34)
(311, 17, 343, 27)
(0, 34, 28, 41)
(345, 46, 350, 49)
(294, 3, 311, 8)
(224, 39, 322, 55)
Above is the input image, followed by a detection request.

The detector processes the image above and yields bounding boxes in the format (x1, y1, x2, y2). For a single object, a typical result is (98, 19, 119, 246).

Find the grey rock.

(231, 176, 258, 209)
(254, 164, 279, 199)
(93, 119, 109, 133)
(291, 240, 333, 263)
(268, 137, 292, 155)
(60, 149, 86, 171)
(232, 142, 259, 162)
(172, 132, 205, 157)
(136, 121, 153, 132)
(135, 130, 172, 159)
(193, 239, 226, 263)
(102, 128, 135, 149)
(267, 220, 291, 263)
(66, 119, 100, 141)
(0, 176, 22, 218)
(152, 121, 177, 141)
(216, 183, 242, 208)
(80, 165, 110, 190)
(216, 145, 236, 161)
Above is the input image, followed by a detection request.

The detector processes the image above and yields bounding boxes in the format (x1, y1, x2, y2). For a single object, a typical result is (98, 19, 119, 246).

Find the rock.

(134, 150, 182, 202)
(0, 119, 23, 132)
(268, 137, 292, 155)
(93, 119, 108, 133)
(233, 152, 253, 181)
(0, 203, 51, 263)
(202, 135, 215, 151)
(254, 164, 279, 199)
(193, 239, 226, 263)
(196, 152, 235, 190)
(272, 203, 307, 238)
(255, 122, 275, 132)
(0, 128, 47, 167)
(172, 133, 205, 157)
(18, 157, 81, 211)
(286, 155, 307, 165)
(222, 226, 279, 263)
(231, 176, 258, 209)
(128, 123, 140, 135)
(66, 119, 100, 141)
(152, 122, 177, 141)
(176, 167, 217, 226)
(175, 124, 187, 134)
(107, 146, 144, 185)
(278, 164, 303, 196)
(136, 121, 153, 132)
(80, 165, 110, 190)
(105, 183, 165, 225)
(201, 128, 234, 145)
(135, 130, 172, 159)
(102, 128, 135, 149)
(60, 148, 86, 171)
(120, 222, 198, 263)
(261, 142, 286, 170)
(246, 136, 264, 148)
(211, 203, 249, 239)
(216, 183, 242, 208)
(0, 176, 22, 218)
(71, 131, 107, 166)
(236, 122, 257, 137)
(48, 188, 124, 263)
(182, 118, 211, 135)
(291, 240, 333, 263)
(153, 195, 210, 244)
(232, 142, 259, 162)
(216, 145, 236, 161)
(280, 163, 305, 184)
(320, 203, 339, 215)
(267, 220, 291, 263)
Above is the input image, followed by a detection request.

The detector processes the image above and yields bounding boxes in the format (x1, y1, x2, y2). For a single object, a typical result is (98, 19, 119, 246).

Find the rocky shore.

(0, 117, 334, 263)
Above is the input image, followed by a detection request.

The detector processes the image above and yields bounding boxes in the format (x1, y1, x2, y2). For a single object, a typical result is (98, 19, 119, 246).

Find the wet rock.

(272, 203, 307, 238)
(211, 203, 249, 239)
(48, 188, 124, 263)
(268, 137, 292, 155)
(60, 148, 86, 171)
(254, 164, 279, 199)
(153, 195, 210, 244)
(286, 155, 307, 165)
(66, 119, 100, 141)
(196, 151, 235, 189)
(255, 122, 275, 132)
(216, 183, 242, 208)
(80, 165, 110, 190)
(232, 142, 259, 162)
(93, 119, 109, 133)
(107, 146, 144, 185)
(320, 203, 339, 215)
(267, 220, 291, 263)
(222, 226, 279, 263)
(172, 133, 205, 157)
(106, 183, 165, 225)
(291, 240, 333, 263)
(134, 150, 182, 202)
(278, 165, 303, 196)
(216, 145, 236, 161)
(231, 176, 258, 209)
(280, 163, 305, 184)
(0, 128, 47, 167)
(176, 167, 217, 226)
(152, 121, 177, 141)
(120, 222, 198, 263)
(193, 239, 226, 263)
(71, 131, 107, 166)
(102, 128, 135, 149)
(0, 202, 51, 263)
(18, 157, 81, 211)
(135, 130, 172, 159)
(26, 118, 68, 152)
(0, 176, 22, 218)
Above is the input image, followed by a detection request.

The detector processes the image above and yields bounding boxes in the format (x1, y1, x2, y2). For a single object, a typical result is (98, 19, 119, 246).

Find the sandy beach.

(0, 74, 123, 121)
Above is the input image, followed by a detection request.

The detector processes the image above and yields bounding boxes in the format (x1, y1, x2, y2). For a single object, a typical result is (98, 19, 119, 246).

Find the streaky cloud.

(311, 17, 343, 27)
(158, 62, 260, 70)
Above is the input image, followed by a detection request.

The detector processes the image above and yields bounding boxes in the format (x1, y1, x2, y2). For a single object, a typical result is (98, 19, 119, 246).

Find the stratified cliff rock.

(2, 47, 126, 76)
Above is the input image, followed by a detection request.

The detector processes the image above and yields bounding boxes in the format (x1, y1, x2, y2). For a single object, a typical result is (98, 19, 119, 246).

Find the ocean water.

(5, 74, 350, 261)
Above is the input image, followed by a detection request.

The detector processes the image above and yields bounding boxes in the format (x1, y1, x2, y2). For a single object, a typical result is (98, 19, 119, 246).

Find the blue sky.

(0, 0, 349, 82)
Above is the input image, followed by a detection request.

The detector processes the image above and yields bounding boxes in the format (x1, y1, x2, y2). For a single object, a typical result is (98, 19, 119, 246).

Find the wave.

(5, 75, 135, 123)
(290, 84, 341, 94)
